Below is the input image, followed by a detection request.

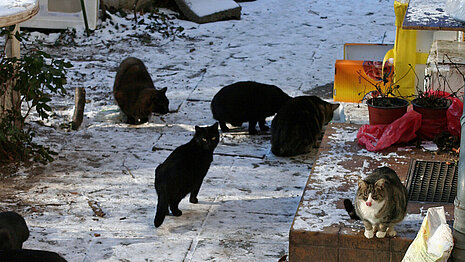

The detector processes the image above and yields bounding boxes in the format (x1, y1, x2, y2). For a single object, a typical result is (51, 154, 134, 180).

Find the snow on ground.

(2, 0, 398, 261)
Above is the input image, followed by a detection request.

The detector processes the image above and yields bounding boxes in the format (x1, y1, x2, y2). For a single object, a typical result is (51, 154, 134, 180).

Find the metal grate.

(406, 160, 458, 203)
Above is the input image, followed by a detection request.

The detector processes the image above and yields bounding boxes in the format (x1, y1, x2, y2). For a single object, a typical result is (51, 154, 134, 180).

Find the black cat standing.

(154, 123, 219, 228)
(211, 81, 291, 135)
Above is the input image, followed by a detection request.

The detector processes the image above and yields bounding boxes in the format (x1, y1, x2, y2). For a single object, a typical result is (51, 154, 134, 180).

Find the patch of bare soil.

(0, 157, 72, 213)
(0, 164, 38, 212)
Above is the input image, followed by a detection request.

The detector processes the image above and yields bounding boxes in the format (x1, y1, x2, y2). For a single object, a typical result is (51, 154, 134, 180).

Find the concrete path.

(0, 0, 395, 261)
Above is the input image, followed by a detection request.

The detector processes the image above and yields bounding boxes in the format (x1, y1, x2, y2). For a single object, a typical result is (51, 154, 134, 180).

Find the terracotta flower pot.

(367, 97, 409, 125)
(412, 98, 452, 139)
(411, 98, 451, 119)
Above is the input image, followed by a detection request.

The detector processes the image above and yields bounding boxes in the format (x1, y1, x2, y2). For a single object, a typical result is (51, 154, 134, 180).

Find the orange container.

(333, 60, 393, 103)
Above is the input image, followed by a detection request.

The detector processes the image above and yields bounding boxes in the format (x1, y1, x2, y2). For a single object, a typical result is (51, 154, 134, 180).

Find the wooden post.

(6, 24, 20, 58)
(71, 87, 86, 130)
(0, 24, 21, 127)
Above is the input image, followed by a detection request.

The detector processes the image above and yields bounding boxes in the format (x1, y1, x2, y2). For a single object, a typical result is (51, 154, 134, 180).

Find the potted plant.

(358, 64, 410, 125)
(411, 60, 464, 139)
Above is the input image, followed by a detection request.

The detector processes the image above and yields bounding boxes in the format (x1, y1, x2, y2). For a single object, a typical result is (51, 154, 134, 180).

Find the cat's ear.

(358, 179, 367, 189)
(375, 178, 386, 189)
(212, 122, 219, 129)
(159, 87, 167, 93)
(331, 103, 340, 111)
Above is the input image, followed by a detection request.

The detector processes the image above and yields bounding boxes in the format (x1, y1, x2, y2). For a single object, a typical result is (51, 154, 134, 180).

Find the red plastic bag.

(447, 97, 463, 137)
(416, 117, 448, 140)
(357, 110, 422, 151)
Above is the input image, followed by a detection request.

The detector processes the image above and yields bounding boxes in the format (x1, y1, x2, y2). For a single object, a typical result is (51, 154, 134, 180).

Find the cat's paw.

(171, 209, 182, 216)
(387, 228, 397, 237)
(189, 197, 198, 204)
(376, 231, 387, 238)
(364, 229, 374, 239)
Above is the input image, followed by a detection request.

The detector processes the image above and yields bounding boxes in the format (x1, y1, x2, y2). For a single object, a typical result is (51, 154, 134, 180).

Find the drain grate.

(406, 160, 458, 203)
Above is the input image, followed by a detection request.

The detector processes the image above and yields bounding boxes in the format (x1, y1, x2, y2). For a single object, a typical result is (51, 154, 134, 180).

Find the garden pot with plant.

(412, 94, 452, 140)
(358, 66, 410, 125)
(356, 65, 423, 151)
(412, 90, 455, 140)
(366, 97, 410, 125)
(411, 60, 464, 140)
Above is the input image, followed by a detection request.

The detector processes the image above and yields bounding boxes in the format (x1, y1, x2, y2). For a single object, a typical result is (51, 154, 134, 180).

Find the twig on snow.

(88, 200, 105, 217)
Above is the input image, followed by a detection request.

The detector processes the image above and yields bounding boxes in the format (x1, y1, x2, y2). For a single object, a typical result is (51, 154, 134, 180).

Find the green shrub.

(0, 26, 72, 164)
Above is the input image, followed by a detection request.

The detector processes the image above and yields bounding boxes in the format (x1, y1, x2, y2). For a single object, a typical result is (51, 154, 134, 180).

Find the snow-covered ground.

(2, 0, 397, 261)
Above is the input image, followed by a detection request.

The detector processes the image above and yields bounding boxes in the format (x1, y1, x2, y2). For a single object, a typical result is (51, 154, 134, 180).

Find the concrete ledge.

(289, 123, 457, 262)
(174, 0, 241, 24)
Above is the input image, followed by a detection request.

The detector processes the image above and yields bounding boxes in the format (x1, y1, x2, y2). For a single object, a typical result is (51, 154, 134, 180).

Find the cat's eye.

(212, 137, 216, 140)
(202, 138, 207, 142)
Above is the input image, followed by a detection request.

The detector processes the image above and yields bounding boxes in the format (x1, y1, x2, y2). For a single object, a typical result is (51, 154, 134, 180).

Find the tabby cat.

(344, 167, 408, 239)
(0, 212, 29, 250)
(113, 57, 169, 124)
(154, 123, 220, 227)
(211, 81, 291, 135)
(271, 96, 339, 156)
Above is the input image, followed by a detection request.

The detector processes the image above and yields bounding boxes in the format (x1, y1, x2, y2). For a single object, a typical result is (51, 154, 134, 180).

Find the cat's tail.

(154, 186, 169, 228)
(343, 199, 360, 220)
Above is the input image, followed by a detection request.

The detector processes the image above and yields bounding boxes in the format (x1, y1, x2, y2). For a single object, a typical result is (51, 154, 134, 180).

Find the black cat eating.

(154, 123, 220, 227)
(211, 81, 291, 135)
(113, 57, 169, 124)
(271, 96, 339, 156)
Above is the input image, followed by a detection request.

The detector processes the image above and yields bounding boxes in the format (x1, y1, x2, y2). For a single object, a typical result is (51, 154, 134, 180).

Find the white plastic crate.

(20, 0, 99, 30)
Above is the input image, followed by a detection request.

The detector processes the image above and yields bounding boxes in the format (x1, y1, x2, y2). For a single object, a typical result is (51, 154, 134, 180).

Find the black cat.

(0, 249, 67, 262)
(211, 81, 291, 135)
(154, 123, 220, 227)
(0, 211, 29, 250)
(113, 57, 169, 124)
(271, 96, 339, 156)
